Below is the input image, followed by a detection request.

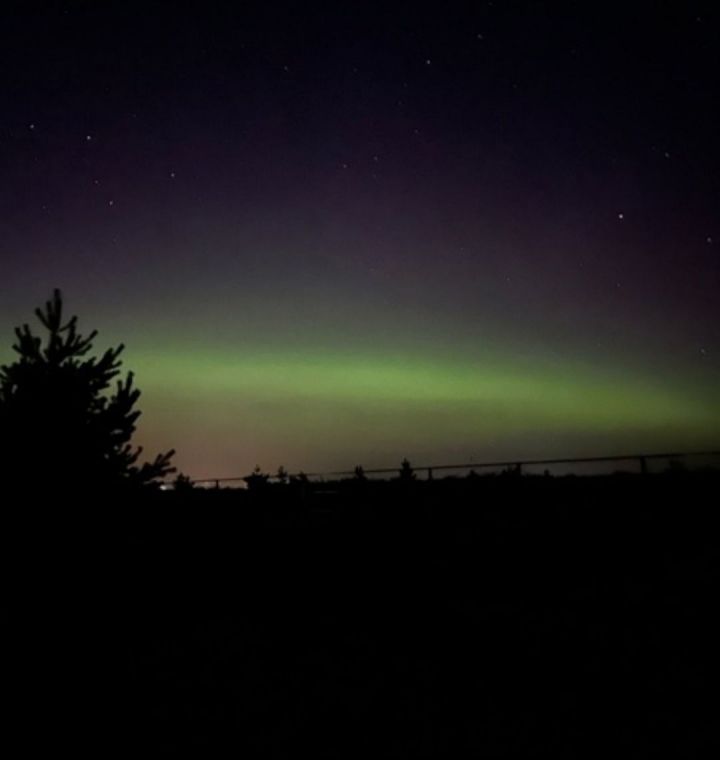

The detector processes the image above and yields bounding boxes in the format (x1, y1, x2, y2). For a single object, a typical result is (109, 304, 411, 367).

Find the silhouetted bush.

(398, 457, 415, 481)
(173, 473, 195, 493)
(244, 465, 269, 491)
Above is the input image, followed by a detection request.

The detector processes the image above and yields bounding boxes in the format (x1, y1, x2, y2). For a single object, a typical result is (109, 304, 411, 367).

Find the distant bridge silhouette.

(185, 450, 720, 489)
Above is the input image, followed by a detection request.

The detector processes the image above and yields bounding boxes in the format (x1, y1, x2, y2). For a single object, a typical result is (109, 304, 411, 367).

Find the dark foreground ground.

(5, 472, 719, 756)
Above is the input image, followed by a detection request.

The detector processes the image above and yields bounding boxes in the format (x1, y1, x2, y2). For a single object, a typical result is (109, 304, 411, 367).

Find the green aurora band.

(123, 345, 720, 479)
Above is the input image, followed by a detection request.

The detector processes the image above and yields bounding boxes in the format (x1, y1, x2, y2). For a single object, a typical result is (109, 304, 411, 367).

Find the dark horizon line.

(186, 448, 720, 485)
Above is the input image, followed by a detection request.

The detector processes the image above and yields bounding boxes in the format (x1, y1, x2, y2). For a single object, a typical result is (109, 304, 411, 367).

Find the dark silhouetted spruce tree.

(0, 289, 174, 494)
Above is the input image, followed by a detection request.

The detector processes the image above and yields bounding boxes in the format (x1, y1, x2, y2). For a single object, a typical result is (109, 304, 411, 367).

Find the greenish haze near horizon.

(122, 343, 719, 478)
(2, 299, 719, 479)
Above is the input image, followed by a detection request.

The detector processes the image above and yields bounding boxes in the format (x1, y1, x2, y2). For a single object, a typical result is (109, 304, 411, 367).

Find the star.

(706, 236, 713, 244)
(170, 171, 176, 179)
(617, 213, 624, 220)
(85, 134, 92, 141)
(108, 199, 114, 206)
(29, 123, 35, 130)
(425, 59, 432, 66)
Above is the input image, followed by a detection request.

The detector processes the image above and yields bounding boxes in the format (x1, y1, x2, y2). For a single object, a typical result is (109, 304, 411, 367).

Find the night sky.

(1, 2, 719, 478)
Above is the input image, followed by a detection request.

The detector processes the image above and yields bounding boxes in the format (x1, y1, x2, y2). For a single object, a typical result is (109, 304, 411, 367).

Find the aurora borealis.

(1, 3, 719, 478)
